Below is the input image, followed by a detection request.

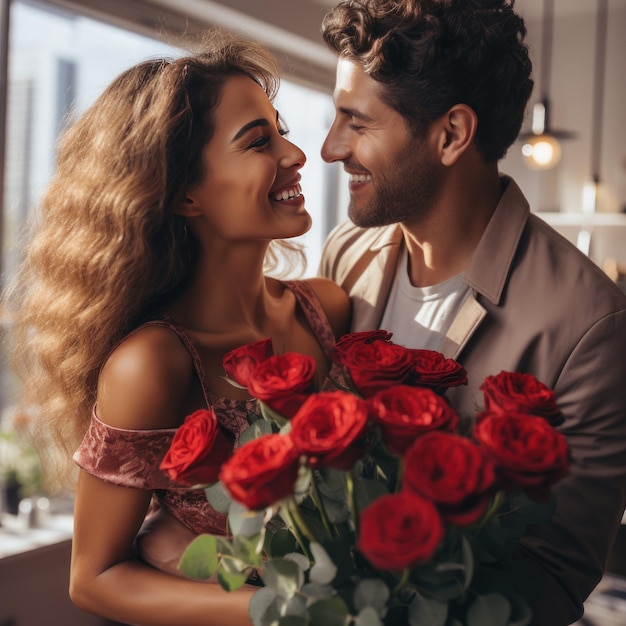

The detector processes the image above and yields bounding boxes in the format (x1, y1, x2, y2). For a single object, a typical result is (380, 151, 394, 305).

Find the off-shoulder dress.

(73, 280, 337, 575)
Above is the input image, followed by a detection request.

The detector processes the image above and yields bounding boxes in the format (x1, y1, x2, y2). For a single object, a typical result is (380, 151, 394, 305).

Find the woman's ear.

(438, 104, 478, 166)
(174, 195, 203, 217)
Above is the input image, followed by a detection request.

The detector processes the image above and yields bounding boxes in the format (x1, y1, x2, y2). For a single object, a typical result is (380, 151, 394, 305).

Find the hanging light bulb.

(521, 102, 562, 169)
(519, 0, 575, 170)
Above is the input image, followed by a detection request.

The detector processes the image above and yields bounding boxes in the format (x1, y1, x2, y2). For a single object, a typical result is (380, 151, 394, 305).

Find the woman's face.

(185, 74, 311, 242)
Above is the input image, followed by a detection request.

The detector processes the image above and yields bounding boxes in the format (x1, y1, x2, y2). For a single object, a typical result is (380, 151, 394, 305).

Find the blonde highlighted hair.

(2, 31, 305, 489)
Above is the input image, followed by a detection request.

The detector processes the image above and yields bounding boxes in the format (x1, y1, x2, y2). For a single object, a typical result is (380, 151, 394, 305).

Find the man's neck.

(401, 169, 503, 288)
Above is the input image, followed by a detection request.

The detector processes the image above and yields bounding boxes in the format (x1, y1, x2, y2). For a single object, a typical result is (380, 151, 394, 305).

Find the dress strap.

(282, 280, 337, 360)
(135, 317, 212, 409)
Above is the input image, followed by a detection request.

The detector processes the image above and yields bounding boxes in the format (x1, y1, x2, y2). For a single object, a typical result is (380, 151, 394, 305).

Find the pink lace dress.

(73, 280, 337, 576)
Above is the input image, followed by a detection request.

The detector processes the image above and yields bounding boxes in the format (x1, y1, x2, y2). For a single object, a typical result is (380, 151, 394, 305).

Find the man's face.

(321, 58, 441, 228)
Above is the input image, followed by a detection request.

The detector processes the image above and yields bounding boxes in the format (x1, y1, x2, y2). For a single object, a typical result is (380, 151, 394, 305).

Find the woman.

(3, 32, 350, 625)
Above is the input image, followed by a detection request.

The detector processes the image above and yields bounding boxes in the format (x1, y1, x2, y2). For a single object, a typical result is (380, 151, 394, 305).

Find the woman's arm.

(70, 472, 255, 626)
(69, 325, 255, 626)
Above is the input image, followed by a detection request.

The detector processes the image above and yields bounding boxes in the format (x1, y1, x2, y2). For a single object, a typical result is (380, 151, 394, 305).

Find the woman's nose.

(279, 137, 306, 169)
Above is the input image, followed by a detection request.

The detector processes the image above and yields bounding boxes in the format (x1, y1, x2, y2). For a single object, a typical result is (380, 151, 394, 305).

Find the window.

(0, 0, 344, 418)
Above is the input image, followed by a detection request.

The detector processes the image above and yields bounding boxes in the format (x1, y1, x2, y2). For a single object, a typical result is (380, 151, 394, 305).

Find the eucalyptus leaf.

(217, 565, 249, 591)
(355, 606, 384, 626)
(259, 400, 290, 427)
(229, 500, 266, 537)
(265, 526, 300, 558)
(284, 551, 311, 572)
(300, 582, 336, 603)
(462, 535, 475, 588)
(307, 597, 351, 626)
(353, 578, 390, 615)
(217, 536, 234, 556)
(233, 532, 265, 566)
(283, 592, 308, 618)
(277, 617, 308, 626)
(240, 419, 275, 445)
(204, 481, 232, 514)
(466, 593, 512, 626)
(353, 477, 390, 512)
(262, 557, 306, 600)
(408, 591, 448, 626)
(249, 588, 281, 626)
(178, 534, 218, 580)
(309, 542, 338, 585)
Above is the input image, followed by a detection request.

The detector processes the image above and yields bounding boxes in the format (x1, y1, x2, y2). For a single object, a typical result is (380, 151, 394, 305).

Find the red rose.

(358, 491, 444, 571)
(290, 391, 371, 470)
(220, 433, 300, 510)
(408, 349, 468, 393)
(160, 409, 234, 486)
(403, 431, 496, 526)
(248, 352, 318, 418)
(369, 385, 460, 456)
(480, 371, 564, 426)
(473, 412, 570, 501)
(223, 338, 273, 388)
(337, 340, 415, 398)
(334, 330, 393, 361)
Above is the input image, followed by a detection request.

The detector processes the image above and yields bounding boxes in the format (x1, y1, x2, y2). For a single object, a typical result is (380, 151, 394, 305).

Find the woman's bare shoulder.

(97, 324, 195, 430)
(303, 277, 351, 339)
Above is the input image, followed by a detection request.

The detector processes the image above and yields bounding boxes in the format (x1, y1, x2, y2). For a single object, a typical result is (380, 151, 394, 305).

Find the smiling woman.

(1, 29, 350, 626)
(0, 0, 340, 440)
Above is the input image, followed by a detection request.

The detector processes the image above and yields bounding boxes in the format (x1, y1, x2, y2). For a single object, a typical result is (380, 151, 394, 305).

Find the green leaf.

(461, 535, 475, 588)
(277, 617, 308, 626)
(283, 592, 308, 619)
(309, 542, 338, 585)
(233, 532, 265, 566)
(249, 588, 281, 626)
(319, 538, 356, 586)
(240, 419, 275, 445)
(355, 606, 383, 626)
(300, 582, 336, 603)
(265, 526, 301, 558)
(306, 597, 351, 626)
(229, 500, 266, 537)
(218, 565, 249, 591)
(178, 534, 218, 580)
(259, 401, 290, 427)
(262, 557, 306, 600)
(284, 551, 311, 572)
(408, 592, 448, 626)
(204, 481, 232, 514)
(353, 477, 390, 512)
(466, 593, 512, 626)
(353, 578, 390, 615)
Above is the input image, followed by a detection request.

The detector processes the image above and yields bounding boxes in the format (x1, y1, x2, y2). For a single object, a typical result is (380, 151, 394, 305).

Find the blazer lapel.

(349, 226, 403, 331)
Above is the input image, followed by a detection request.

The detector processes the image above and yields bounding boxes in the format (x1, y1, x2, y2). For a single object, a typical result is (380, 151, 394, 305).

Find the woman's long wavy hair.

(2, 31, 304, 490)
(322, 0, 534, 162)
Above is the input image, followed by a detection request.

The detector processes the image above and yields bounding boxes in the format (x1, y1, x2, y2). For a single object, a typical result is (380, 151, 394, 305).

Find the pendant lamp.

(520, 0, 575, 170)
(582, 0, 608, 213)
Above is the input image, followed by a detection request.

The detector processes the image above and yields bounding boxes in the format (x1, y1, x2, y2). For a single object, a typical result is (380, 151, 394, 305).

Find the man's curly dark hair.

(322, 0, 534, 162)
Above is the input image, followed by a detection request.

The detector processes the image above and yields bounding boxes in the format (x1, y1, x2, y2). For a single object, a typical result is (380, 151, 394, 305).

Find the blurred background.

(0, 1, 625, 624)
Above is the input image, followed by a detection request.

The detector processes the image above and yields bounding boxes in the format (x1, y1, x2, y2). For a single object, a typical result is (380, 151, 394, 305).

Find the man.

(318, 1, 626, 624)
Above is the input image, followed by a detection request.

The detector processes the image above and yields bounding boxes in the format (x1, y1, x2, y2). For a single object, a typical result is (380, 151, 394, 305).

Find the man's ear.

(437, 104, 478, 166)
(174, 195, 203, 217)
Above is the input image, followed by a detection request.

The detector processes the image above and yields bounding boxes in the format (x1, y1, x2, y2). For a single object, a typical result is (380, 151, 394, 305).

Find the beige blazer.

(319, 177, 626, 625)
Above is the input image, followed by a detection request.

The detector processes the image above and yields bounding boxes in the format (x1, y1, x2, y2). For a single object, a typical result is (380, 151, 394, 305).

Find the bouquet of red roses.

(160, 331, 569, 626)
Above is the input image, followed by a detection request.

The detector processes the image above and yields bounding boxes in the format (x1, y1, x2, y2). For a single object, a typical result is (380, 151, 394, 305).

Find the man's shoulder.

(320, 221, 401, 282)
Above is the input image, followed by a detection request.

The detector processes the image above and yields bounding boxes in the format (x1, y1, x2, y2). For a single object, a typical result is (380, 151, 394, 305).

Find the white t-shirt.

(380, 247, 472, 351)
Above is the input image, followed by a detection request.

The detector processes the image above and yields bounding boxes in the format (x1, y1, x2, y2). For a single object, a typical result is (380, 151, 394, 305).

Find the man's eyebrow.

(338, 106, 374, 123)
(232, 118, 270, 141)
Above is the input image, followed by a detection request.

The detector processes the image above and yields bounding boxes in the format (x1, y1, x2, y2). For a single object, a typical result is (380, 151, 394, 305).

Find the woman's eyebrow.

(232, 118, 270, 141)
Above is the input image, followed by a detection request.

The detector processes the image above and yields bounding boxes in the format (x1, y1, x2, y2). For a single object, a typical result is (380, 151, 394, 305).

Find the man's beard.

(348, 142, 441, 228)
